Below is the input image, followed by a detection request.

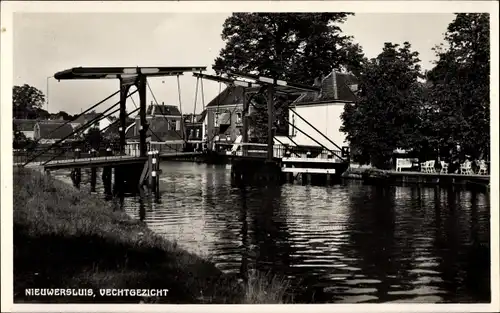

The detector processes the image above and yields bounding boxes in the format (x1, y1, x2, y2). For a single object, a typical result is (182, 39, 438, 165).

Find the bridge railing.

(213, 142, 343, 161)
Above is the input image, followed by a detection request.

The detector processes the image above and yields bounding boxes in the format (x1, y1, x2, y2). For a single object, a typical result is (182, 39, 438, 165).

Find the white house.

(13, 119, 37, 140)
(279, 70, 358, 153)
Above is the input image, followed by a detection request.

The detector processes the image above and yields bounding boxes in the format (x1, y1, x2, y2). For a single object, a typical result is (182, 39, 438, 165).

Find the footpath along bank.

(13, 167, 290, 304)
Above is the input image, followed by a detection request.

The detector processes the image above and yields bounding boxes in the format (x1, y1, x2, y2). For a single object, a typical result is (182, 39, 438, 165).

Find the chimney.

(332, 70, 338, 100)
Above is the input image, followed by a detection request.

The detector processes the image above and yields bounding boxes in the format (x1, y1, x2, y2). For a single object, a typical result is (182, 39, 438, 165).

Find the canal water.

(54, 162, 491, 303)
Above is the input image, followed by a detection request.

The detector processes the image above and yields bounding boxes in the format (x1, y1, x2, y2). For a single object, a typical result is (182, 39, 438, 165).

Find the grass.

(13, 167, 292, 304)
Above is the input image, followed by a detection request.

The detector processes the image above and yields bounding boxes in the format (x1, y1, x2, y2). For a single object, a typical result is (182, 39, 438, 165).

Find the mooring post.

(90, 148, 97, 192)
(153, 150, 160, 198)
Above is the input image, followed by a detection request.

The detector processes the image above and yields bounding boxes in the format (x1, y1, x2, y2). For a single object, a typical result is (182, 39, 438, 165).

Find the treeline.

(214, 13, 490, 168)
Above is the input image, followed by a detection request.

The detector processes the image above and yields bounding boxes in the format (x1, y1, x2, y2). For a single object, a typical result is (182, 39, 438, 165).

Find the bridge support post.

(242, 90, 250, 157)
(137, 74, 148, 158)
(71, 148, 82, 189)
(90, 149, 97, 193)
(119, 80, 132, 156)
(102, 148, 113, 198)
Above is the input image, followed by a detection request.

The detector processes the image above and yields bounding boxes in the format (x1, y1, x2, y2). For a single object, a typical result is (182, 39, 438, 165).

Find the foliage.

(214, 13, 365, 138)
(426, 13, 490, 160)
(55, 111, 74, 121)
(340, 42, 424, 168)
(13, 84, 46, 119)
(82, 128, 105, 150)
(214, 13, 365, 85)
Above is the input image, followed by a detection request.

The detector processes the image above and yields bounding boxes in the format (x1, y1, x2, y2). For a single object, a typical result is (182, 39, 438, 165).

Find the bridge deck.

(14, 152, 203, 170)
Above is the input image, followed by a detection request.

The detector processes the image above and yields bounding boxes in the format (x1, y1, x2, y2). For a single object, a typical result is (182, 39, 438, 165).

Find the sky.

(13, 13, 455, 116)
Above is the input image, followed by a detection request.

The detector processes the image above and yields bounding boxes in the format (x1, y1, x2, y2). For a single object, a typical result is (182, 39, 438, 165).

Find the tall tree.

(214, 13, 365, 140)
(13, 84, 46, 119)
(426, 13, 490, 160)
(341, 42, 424, 168)
(214, 13, 365, 85)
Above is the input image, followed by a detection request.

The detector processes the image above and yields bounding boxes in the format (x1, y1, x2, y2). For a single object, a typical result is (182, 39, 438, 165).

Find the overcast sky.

(13, 13, 455, 116)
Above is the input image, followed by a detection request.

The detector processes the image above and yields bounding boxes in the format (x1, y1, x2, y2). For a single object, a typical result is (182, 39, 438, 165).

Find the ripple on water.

(337, 295, 379, 303)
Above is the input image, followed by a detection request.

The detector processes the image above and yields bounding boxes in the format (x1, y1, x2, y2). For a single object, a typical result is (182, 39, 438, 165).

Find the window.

(168, 120, 176, 131)
(215, 113, 219, 127)
(196, 129, 200, 138)
(236, 112, 242, 124)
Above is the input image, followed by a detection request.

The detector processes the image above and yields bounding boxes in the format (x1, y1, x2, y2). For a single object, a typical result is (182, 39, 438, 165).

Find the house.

(13, 119, 37, 140)
(34, 121, 75, 144)
(281, 70, 358, 154)
(184, 110, 207, 142)
(205, 86, 260, 148)
(124, 102, 184, 155)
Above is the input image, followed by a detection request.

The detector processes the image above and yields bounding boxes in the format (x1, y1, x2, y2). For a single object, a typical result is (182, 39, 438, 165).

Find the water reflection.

(53, 162, 490, 303)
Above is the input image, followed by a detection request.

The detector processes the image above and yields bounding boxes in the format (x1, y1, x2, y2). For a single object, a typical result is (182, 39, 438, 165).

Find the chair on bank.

(421, 160, 436, 173)
(460, 160, 473, 175)
(477, 160, 488, 175)
(440, 161, 449, 174)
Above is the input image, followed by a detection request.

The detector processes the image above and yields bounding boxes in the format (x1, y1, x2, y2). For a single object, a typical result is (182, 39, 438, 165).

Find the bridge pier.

(231, 159, 282, 186)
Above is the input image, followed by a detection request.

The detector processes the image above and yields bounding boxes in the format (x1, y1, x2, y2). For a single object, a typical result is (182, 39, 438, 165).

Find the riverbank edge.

(340, 166, 490, 192)
(13, 167, 290, 304)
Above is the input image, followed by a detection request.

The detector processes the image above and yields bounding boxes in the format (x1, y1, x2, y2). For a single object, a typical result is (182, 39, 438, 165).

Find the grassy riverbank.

(13, 167, 291, 304)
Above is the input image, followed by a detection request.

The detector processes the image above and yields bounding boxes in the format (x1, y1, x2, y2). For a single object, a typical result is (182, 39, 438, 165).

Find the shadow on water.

(52, 163, 491, 303)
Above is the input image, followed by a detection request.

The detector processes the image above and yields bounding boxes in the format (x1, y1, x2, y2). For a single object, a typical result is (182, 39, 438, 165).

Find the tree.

(13, 84, 46, 119)
(426, 13, 490, 160)
(214, 13, 364, 85)
(83, 128, 104, 151)
(340, 42, 424, 168)
(214, 13, 365, 139)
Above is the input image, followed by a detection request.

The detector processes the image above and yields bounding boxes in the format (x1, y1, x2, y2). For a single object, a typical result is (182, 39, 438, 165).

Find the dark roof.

(73, 113, 101, 124)
(36, 122, 74, 139)
(184, 110, 206, 123)
(206, 86, 246, 107)
(294, 71, 358, 105)
(13, 119, 37, 131)
(147, 104, 182, 116)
